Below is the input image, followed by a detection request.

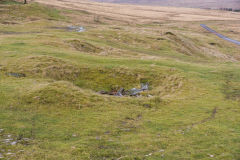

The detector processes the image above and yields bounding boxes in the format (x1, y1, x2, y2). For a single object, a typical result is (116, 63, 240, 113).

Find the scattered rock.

(72, 134, 77, 137)
(6, 72, 26, 78)
(116, 88, 124, 96)
(141, 83, 149, 90)
(11, 141, 17, 145)
(50, 26, 85, 32)
(144, 149, 165, 157)
(145, 153, 152, 157)
(4, 138, 13, 143)
(6, 152, 12, 155)
(96, 136, 101, 140)
(68, 26, 85, 32)
(208, 154, 214, 158)
(1, 132, 30, 147)
(128, 88, 142, 96)
(99, 83, 149, 97)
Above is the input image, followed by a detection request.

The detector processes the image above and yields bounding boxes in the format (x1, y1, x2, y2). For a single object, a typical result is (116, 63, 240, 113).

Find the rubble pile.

(99, 83, 149, 97)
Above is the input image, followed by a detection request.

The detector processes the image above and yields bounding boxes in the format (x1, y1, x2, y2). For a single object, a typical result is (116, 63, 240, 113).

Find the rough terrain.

(0, 0, 240, 159)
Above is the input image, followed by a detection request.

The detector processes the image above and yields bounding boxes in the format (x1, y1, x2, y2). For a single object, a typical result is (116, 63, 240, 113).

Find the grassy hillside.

(0, 1, 240, 159)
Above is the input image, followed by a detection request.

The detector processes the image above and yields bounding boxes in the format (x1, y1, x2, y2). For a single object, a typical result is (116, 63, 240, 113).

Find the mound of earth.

(23, 81, 99, 108)
(6, 56, 80, 81)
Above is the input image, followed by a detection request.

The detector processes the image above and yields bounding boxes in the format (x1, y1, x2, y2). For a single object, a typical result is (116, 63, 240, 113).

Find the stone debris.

(1, 133, 30, 146)
(116, 88, 124, 96)
(6, 153, 12, 155)
(72, 134, 77, 137)
(96, 136, 101, 140)
(140, 83, 149, 90)
(11, 141, 17, 145)
(99, 83, 149, 97)
(68, 26, 85, 32)
(0, 132, 31, 159)
(50, 26, 86, 32)
(0, 153, 3, 159)
(145, 149, 165, 157)
(3, 138, 13, 143)
(208, 154, 214, 158)
(6, 72, 26, 78)
(128, 88, 142, 96)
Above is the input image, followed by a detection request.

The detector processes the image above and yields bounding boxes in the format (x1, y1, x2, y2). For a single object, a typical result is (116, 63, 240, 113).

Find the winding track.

(201, 24, 240, 46)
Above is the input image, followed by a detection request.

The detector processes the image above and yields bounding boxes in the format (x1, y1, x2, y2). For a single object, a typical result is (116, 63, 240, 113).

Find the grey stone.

(141, 83, 149, 90)
(11, 141, 17, 145)
(7, 72, 26, 78)
(68, 26, 85, 32)
(116, 88, 124, 96)
(0, 153, 3, 159)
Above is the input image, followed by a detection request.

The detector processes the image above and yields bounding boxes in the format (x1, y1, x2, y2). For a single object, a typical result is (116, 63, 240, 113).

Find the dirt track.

(35, 0, 240, 22)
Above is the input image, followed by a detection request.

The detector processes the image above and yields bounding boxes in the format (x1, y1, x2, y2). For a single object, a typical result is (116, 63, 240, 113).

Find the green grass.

(0, 2, 240, 160)
(0, 0, 21, 4)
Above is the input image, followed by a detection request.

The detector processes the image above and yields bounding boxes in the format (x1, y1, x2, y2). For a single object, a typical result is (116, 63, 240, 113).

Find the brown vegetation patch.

(67, 39, 102, 53)
(165, 31, 201, 56)
(7, 56, 80, 81)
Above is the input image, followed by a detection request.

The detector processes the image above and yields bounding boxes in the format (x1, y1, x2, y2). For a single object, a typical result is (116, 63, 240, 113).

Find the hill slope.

(0, 0, 240, 159)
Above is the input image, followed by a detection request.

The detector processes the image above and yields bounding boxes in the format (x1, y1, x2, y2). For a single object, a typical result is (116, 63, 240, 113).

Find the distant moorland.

(92, 0, 240, 10)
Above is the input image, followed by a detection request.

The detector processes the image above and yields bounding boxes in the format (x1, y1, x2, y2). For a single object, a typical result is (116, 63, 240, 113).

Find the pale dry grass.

(92, 0, 240, 10)
(35, 0, 240, 23)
